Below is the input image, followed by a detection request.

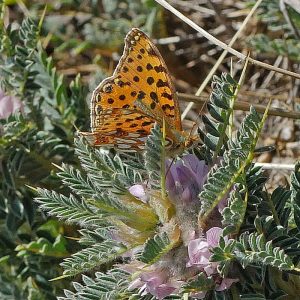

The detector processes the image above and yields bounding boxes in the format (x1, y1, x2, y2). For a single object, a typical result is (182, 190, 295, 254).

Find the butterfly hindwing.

(83, 109, 154, 151)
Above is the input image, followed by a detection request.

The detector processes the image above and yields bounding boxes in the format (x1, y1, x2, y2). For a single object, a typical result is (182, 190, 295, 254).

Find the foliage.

(1, 0, 300, 299)
(33, 73, 300, 299)
(248, 0, 300, 61)
(199, 105, 268, 224)
(57, 269, 132, 300)
(198, 73, 237, 158)
(0, 2, 88, 297)
(0, 2, 162, 294)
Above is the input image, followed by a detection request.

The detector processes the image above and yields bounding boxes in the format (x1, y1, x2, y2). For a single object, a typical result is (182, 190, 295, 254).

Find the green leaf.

(199, 106, 269, 225)
(37, 219, 63, 238)
(138, 231, 174, 264)
(144, 123, 164, 187)
(35, 188, 107, 227)
(61, 241, 127, 276)
(222, 187, 248, 235)
(15, 234, 69, 257)
(237, 233, 295, 271)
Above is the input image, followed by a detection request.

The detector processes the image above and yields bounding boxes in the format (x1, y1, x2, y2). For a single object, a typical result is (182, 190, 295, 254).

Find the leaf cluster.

(0, 6, 88, 298)
(35, 73, 300, 299)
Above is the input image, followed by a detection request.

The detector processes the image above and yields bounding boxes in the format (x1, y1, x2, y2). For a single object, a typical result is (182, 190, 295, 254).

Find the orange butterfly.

(81, 28, 196, 155)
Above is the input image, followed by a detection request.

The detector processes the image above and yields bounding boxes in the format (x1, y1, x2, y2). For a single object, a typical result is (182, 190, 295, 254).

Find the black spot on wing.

(138, 91, 146, 100)
(150, 92, 159, 103)
(146, 63, 153, 70)
(161, 92, 172, 100)
(156, 79, 169, 88)
(154, 65, 166, 73)
(142, 121, 153, 126)
(147, 77, 154, 85)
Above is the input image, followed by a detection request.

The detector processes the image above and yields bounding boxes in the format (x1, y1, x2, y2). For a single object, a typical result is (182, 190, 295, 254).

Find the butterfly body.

(81, 28, 197, 155)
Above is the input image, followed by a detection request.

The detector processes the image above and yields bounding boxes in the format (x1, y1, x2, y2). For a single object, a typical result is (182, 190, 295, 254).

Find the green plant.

(33, 73, 300, 299)
(248, 0, 300, 62)
(0, 3, 87, 297)
(0, 1, 163, 297)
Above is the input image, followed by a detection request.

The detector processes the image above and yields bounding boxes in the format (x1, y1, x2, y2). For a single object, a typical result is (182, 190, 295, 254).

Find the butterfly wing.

(82, 28, 182, 150)
(82, 109, 154, 151)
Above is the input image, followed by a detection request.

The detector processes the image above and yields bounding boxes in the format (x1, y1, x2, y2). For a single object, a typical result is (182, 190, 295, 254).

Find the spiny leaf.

(35, 188, 107, 227)
(138, 231, 173, 264)
(61, 241, 127, 276)
(199, 106, 269, 225)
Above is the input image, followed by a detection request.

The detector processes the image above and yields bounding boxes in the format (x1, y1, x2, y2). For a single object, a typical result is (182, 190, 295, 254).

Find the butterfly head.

(165, 130, 199, 157)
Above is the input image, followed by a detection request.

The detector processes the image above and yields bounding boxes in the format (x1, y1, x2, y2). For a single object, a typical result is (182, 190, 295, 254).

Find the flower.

(125, 156, 237, 299)
(187, 227, 222, 268)
(127, 268, 182, 300)
(187, 227, 238, 292)
(0, 90, 23, 119)
(166, 154, 209, 204)
(128, 184, 148, 203)
(139, 270, 182, 300)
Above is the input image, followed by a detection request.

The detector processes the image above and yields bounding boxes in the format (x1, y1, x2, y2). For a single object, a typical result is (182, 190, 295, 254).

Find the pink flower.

(187, 227, 238, 293)
(136, 270, 182, 299)
(140, 270, 167, 288)
(206, 227, 223, 247)
(0, 90, 23, 119)
(142, 283, 177, 300)
(128, 184, 148, 203)
(187, 227, 222, 269)
(187, 238, 210, 267)
(128, 278, 143, 291)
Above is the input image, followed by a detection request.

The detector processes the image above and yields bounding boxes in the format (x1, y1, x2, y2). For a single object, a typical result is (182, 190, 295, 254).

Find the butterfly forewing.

(121, 29, 181, 130)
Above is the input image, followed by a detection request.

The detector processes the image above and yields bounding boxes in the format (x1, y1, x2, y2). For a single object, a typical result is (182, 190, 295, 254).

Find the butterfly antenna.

(182, 0, 263, 135)
(184, 52, 251, 144)
(182, 91, 208, 142)
(165, 157, 175, 179)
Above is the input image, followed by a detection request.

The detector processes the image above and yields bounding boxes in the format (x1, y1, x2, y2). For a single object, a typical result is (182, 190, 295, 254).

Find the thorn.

(25, 185, 38, 192)
(52, 163, 64, 171)
(49, 274, 70, 282)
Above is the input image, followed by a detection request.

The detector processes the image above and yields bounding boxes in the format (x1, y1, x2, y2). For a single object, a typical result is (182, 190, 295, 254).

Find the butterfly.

(80, 28, 197, 155)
